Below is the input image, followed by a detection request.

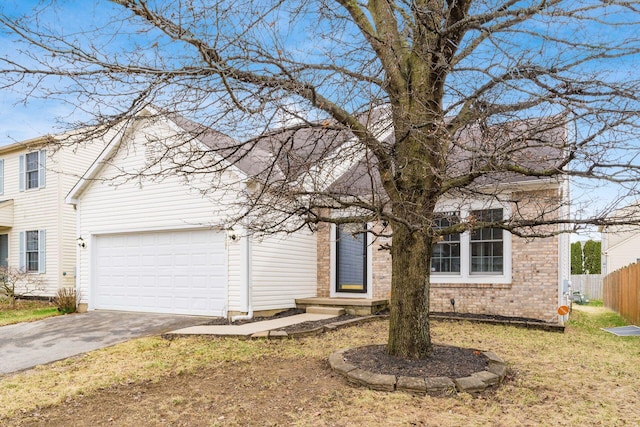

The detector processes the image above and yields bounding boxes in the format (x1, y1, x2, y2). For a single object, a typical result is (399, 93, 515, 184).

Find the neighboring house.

(0, 134, 106, 296)
(601, 203, 640, 274)
(65, 110, 317, 317)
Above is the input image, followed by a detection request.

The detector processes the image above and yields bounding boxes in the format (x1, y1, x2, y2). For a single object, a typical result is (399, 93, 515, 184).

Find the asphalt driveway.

(0, 311, 210, 375)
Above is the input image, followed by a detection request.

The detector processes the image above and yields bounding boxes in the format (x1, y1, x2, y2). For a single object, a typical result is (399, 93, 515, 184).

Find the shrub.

(53, 287, 78, 314)
(0, 266, 45, 308)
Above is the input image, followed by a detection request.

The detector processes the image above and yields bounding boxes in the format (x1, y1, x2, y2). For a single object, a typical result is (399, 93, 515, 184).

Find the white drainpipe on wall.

(231, 232, 253, 322)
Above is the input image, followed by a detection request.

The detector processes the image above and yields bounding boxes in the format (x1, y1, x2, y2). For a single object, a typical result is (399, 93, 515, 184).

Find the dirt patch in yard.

(9, 357, 344, 427)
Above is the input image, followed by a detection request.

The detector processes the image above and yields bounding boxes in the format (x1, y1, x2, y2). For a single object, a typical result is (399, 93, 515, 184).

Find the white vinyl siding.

(75, 121, 244, 310)
(250, 231, 317, 311)
(74, 118, 318, 314)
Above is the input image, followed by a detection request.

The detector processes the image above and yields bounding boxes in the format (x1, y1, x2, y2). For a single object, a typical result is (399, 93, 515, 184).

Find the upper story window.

(19, 150, 46, 192)
(26, 152, 40, 189)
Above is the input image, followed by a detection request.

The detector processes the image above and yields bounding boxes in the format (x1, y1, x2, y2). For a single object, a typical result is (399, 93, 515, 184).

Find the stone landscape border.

(249, 316, 382, 339)
(328, 346, 508, 395)
(249, 313, 563, 340)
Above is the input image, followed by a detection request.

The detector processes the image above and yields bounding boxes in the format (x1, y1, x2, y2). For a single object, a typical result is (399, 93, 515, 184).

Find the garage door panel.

(93, 229, 227, 316)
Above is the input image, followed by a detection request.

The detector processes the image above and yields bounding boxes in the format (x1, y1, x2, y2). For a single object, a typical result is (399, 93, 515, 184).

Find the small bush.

(53, 287, 78, 314)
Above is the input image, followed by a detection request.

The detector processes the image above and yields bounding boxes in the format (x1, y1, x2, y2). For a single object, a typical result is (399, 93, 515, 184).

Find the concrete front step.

(306, 306, 346, 316)
(296, 297, 389, 315)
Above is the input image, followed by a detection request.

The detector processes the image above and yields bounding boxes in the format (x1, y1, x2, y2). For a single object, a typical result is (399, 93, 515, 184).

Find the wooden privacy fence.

(603, 263, 640, 325)
(570, 274, 603, 300)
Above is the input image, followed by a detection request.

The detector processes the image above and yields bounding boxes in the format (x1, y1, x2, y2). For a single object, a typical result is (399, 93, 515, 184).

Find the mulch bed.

(430, 311, 546, 323)
(277, 314, 357, 332)
(343, 344, 489, 378)
(203, 308, 548, 333)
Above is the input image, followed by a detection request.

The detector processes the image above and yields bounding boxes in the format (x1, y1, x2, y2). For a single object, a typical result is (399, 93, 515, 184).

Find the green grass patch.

(568, 306, 628, 334)
(0, 299, 60, 326)
(588, 299, 604, 307)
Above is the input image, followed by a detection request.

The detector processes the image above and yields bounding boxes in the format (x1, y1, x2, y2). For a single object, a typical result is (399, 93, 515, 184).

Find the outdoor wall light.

(76, 237, 86, 248)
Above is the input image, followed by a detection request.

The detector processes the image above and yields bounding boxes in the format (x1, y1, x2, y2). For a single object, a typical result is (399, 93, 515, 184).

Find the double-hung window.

(470, 208, 504, 274)
(19, 150, 46, 191)
(431, 212, 461, 274)
(19, 230, 46, 273)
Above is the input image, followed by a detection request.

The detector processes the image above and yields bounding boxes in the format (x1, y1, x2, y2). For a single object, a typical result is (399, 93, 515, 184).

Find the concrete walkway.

(168, 313, 337, 336)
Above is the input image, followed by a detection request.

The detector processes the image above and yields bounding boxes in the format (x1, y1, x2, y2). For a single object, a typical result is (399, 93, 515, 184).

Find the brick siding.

(316, 188, 563, 322)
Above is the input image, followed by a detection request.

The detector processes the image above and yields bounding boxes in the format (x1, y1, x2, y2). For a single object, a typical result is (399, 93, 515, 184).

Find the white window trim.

(431, 205, 512, 285)
(330, 223, 373, 299)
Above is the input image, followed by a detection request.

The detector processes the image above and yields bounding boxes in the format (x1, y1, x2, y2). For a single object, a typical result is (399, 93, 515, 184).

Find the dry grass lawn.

(0, 305, 638, 426)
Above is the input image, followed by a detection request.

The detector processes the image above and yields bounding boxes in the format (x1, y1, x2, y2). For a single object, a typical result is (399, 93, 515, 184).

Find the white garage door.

(93, 229, 227, 316)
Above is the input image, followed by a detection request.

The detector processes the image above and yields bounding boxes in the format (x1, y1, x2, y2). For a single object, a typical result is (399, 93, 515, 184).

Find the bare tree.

(2, 0, 640, 358)
(0, 266, 45, 308)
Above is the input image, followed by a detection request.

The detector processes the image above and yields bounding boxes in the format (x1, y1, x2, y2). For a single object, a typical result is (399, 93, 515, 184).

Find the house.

(65, 108, 571, 323)
(65, 110, 318, 317)
(0, 133, 106, 297)
(601, 202, 640, 274)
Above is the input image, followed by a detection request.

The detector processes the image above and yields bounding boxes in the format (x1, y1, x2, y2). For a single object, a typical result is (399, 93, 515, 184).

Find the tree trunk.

(387, 224, 433, 359)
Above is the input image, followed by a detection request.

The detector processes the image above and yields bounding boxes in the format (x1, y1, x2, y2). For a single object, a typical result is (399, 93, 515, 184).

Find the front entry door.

(0, 234, 7, 268)
(336, 225, 367, 293)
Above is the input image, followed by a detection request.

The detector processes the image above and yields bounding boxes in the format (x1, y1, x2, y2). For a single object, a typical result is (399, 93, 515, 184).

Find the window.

(470, 209, 504, 274)
(431, 212, 460, 274)
(19, 230, 46, 273)
(26, 152, 39, 189)
(26, 231, 39, 271)
(430, 207, 510, 284)
(19, 150, 46, 191)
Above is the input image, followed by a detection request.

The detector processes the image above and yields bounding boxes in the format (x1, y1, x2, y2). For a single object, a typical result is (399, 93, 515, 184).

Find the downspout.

(231, 232, 253, 322)
(558, 178, 571, 324)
